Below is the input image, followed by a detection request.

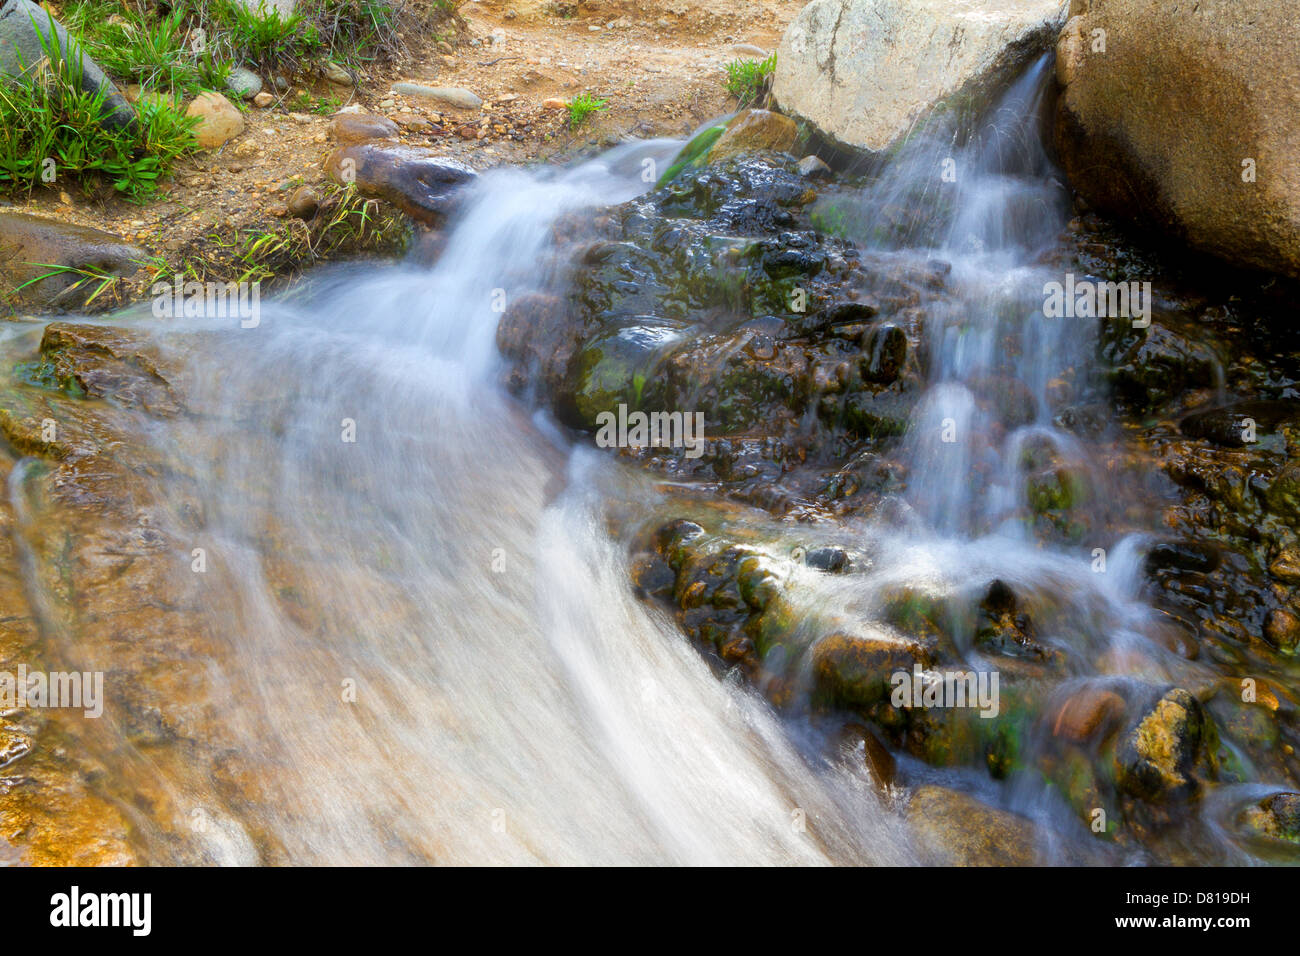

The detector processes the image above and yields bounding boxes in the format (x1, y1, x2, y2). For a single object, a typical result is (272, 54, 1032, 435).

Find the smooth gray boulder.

(1055, 0, 1300, 279)
(772, 0, 1068, 156)
(0, 0, 134, 129)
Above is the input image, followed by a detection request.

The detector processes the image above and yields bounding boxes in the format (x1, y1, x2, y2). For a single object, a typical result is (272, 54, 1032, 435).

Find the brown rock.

(1113, 688, 1213, 803)
(185, 91, 245, 149)
(1055, 0, 1300, 278)
(37, 323, 182, 416)
(1268, 549, 1300, 585)
(836, 722, 896, 789)
(707, 108, 798, 163)
(331, 111, 400, 144)
(253, 91, 274, 108)
(1264, 608, 1300, 654)
(811, 630, 929, 708)
(908, 785, 1047, 866)
(1050, 684, 1125, 743)
(287, 185, 322, 220)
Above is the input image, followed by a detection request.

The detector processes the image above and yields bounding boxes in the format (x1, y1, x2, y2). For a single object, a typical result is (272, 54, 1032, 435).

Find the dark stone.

(325, 144, 477, 225)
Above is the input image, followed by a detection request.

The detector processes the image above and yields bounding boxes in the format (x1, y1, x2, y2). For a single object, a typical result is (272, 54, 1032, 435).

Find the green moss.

(655, 125, 726, 189)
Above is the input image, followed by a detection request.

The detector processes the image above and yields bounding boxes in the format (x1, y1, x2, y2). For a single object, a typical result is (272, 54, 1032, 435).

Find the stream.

(2, 56, 1297, 866)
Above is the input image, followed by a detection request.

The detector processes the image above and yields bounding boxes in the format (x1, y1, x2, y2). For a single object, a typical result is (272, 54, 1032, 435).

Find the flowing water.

(1, 58, 1277, 864)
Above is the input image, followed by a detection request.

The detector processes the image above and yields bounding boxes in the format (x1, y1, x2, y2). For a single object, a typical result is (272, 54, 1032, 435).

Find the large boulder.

(0, 212, 143, 309)
(1054, 0, 1300, 279)
(772, 0, 1068, 156)
(0, 0, 134, 129)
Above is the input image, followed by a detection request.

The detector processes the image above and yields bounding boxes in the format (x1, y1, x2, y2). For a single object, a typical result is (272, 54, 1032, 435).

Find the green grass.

(0, 17, 197, 201)
(291, 90, 343, 115)
(59, 0, 452, 93)
(567, 92, 607, 129)
(9, 262, 123, 307)
(724, 53, 776, 108)
(147, 183, 410, 287)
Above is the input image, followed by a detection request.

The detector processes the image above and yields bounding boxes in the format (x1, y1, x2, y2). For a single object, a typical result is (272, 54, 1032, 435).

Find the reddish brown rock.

(330, 111, 400, 144)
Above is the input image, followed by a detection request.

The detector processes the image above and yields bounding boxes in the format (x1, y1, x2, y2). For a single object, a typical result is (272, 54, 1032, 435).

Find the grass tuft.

(566, 92, 607, 129)
(0, 11, 197, 200)
(723, 52, 776, 108)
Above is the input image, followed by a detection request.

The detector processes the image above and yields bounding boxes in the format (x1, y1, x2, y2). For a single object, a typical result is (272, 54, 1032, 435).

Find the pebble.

(287, 185, 322, 220)
(253, 91, 274, 108)
(227, 66, 263, 100)
(321, 61, 352, 86)
(391, 83, 483, 111)
(796, 155, 832, 179)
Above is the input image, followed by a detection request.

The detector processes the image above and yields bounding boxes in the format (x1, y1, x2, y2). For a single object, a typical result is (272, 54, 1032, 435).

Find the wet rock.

(796, 155, 832, 179)
(1268, 550, 1300, 585)
(1114, 688, 1215, 803)
(907, 785, 1047, 866)
(36, 323, 182, 416)
(1100, 316, 1222, 412)
(495, 292, 579, 399)
(1262, 462, 1300, 522)
(391, 83, 481, 111)
(860, 323, 906, 384)
(773, 0, 1068, 156)
(706, 109, 798, 163)
(1050, 683, 1125, 744)
(1180, 400, 1300, 448)
(974, 579, 1054, 663)
(186, 91, 245, 149)
(324, 144, 477, 226)
(1055, 0, 1300, 278)
(1239, 792, 1300, 844)
(804, 546, 849, 573)
(835, 722, 896, 788)
(331, 111, 400, 144)
(499, 156, 927, 465)
(1263, 609, 1300, 655)
(812, 630, 929, 708)
(0, 720, 31, 769)
(0, 0, 134, 129)
(0, 212, 143, 308)
(1144, 540, 1220, 575)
